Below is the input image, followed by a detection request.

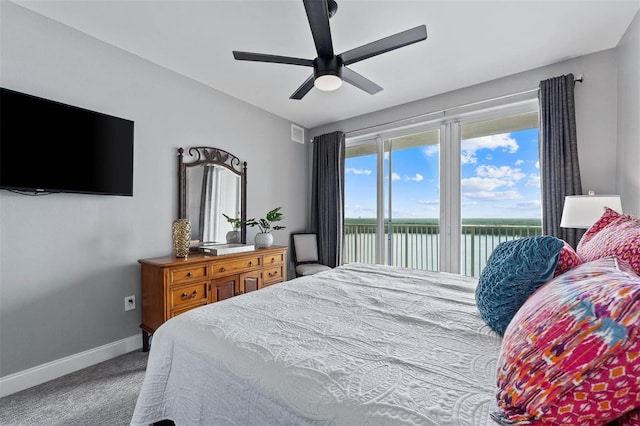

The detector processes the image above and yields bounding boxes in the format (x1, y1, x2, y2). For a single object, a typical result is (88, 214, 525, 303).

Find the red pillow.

(579, 207, 622, 247)
(554, 240, 582, 277)
(577, 208, 640, 275)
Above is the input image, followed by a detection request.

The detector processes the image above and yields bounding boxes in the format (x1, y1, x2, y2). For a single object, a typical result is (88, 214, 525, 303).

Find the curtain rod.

(344, 75, 584, 139)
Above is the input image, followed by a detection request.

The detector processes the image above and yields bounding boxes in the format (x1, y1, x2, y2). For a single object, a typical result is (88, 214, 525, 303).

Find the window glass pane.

(344, 129, 440, 269)
(345, 142, 378, 264)
(460, 113, 542, 277)
(386, 131, 440, 270)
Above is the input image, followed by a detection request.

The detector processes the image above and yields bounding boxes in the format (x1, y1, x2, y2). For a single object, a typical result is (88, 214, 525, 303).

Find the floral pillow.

(577, 207, 640, 275)
(493, 257, 640, 425)
(554, 240, 582, 277)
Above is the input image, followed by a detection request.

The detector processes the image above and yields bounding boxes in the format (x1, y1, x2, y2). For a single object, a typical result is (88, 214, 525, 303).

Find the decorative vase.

(254, 232, 273, 249)
(226, 230, 241, 244)
(172, 219, 191, 258)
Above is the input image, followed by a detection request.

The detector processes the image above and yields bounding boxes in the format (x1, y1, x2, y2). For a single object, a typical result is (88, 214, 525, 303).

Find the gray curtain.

(539, 73, 583, 247)
(311, 131, 345, 267)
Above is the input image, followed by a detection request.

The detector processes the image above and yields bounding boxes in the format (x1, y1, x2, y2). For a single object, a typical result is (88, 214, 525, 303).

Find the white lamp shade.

(560, 195, 622, 228)
(314, 74, 342, 91)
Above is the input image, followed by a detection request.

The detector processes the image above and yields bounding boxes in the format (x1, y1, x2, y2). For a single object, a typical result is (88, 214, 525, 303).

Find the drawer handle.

(271, 257, 275, 263)
(248, 261, 253, 267)
(181, 290, 198, 299)
(187, 272, 193, 278)
(269, 271, 278, 277)
(220, 267, 226, 272)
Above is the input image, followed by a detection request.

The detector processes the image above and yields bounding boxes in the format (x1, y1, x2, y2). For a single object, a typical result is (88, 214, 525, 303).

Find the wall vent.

(291, 124, 305, 144)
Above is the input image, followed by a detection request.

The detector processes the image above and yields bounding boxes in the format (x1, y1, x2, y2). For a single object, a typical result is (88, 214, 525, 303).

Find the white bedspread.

(131, 263, 502, 426)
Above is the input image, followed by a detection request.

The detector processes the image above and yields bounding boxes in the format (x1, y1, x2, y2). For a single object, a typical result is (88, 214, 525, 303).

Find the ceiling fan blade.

(342, 67, 383, 95)
(303, 0, 334, 57)
(233, 51, 313, 67)
(340, 25, 427, 66)
(290, 74, 316, 100)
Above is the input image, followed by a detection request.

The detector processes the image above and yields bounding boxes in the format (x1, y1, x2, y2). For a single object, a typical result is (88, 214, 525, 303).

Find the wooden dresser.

(139, 246, 287, 351)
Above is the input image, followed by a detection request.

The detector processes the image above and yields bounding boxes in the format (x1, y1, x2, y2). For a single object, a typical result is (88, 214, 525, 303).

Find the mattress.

(131, 263, 503, 425)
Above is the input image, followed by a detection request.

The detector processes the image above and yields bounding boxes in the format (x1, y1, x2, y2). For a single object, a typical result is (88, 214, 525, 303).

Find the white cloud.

(514, 200, 541, 209)
(345, 204, 376, 217)
(461, 177, 515, 192)
(423, 145, 440, 157)
(475, 165, 525, 181)
(461, 151, 477, 165)
(461, 134, 519, 164)
(406, 173, 424, 182)
(418, 199, 440, 205)
(391, 172, 401, 181)
(535, 161, 540, 169)
(525, 174, 540, 187)
(463, 191, 522, 200)
(515, 159, 524, 166)
(346, 167, 372, 175)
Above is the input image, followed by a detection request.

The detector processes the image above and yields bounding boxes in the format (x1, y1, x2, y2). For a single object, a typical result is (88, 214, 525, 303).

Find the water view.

(344, 218, 542, 277)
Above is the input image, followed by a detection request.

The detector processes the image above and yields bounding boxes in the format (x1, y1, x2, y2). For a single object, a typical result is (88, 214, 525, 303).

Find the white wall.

(310, 49, 625, 200)
(617, 11, 640, 217)
(0, 2, 308, 378)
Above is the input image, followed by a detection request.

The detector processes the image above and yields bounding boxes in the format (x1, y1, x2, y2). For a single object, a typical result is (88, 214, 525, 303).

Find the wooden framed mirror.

(178, 146, 247, 246)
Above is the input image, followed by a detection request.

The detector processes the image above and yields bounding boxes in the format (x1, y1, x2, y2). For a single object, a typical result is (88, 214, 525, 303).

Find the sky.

(345, 128, 541, 219)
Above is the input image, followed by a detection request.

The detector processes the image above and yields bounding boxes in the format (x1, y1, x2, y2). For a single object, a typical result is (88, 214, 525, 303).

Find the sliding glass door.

(344, 128, 440, 270)
(459, 113, 542, 276)
(344, 99, 541, 277)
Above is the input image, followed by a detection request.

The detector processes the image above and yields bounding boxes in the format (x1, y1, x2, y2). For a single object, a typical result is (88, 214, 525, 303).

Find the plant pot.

(226, 230, 241, 244)
(254, 232, 273, 248)
(172, 219, 191, 258)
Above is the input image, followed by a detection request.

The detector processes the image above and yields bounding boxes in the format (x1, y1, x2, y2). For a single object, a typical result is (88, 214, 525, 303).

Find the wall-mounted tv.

(0, 87, 134, 196)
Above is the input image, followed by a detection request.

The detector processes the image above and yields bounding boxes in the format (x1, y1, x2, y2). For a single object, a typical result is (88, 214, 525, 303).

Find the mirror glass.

(178, 147, 247, 247)
(187, 165, 241, 244)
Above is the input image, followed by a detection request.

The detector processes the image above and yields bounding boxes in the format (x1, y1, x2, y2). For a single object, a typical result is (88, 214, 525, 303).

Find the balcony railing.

(344, 221, 542, 277)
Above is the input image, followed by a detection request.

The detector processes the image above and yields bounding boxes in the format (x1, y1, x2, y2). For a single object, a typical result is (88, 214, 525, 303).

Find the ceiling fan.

(232, 0, 427, 100)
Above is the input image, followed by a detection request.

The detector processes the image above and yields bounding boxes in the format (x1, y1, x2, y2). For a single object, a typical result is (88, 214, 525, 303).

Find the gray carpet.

(0, 350, 149, 426)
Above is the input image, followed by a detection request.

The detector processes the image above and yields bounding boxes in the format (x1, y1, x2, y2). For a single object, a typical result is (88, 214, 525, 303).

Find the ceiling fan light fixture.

(314, 74, 342, 91)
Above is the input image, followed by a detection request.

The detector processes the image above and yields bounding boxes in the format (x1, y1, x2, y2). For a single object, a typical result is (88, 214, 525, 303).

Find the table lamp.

(560, 193, 623, 229)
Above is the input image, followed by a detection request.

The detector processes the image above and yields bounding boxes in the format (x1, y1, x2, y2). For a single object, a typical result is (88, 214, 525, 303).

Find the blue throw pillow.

(475, 236, 564, 336)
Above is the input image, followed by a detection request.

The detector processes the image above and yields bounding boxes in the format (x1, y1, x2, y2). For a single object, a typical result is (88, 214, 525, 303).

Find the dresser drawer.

(263, 265, 284, 285)
(169, 265, 208, 284)
(262, 253, 284, 266)
(170, 301, 207, 319)
(170, 282, 208, 309)
(211, 256, 261, 276)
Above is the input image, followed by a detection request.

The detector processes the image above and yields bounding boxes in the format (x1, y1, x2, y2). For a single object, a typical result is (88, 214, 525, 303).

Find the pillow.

(493, 257, 640, 425)
(577, 208, 640, 275)
(475, 236, 564, 335)
(611, 407, 640, 426)
(554, 240, 583, 277)
(578, 206, 622, 248)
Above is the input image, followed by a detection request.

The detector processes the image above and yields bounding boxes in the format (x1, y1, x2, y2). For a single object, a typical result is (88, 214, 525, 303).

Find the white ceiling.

(11, 0, 640, 129)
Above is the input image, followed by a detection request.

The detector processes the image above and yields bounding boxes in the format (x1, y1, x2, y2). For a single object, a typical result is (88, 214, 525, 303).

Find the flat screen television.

(0, 87, 134, 196)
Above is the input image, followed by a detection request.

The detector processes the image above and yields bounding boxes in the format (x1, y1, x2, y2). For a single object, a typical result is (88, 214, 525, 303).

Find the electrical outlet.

(125, 295, 136, 311)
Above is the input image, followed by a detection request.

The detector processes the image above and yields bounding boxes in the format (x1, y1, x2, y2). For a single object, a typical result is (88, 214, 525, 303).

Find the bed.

(131, 262, 502, 426)
(131, 206, 640, 426)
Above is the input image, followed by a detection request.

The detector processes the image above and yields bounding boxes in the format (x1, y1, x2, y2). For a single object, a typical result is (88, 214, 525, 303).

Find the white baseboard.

(0, 334, 142, 398)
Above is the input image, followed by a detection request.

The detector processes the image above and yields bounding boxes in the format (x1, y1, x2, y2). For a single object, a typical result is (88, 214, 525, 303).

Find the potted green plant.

(245, 207, 286, 248)
(222, 212, 242, 244)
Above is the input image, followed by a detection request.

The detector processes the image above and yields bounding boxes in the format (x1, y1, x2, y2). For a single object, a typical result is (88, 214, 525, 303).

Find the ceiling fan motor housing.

(313, 56, 343, 80)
